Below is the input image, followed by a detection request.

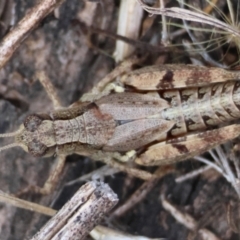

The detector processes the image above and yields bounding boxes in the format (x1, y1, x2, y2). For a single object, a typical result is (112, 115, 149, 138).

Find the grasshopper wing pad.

(104, 118, 175, 152)
(96, 92, 169, 120)
(122, 65, 239, 90)
(136, 124, 240, 166)
(96, 92, 174, 151)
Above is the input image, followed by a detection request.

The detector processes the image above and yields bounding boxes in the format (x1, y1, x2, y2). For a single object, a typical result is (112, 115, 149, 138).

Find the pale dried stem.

(169, 28, 186, 39)
(114, 0, 143, 62)
(182, 40, 206, 66)
(175, 165, 212, 183)
(209, 149, 221, 164)
(203, 0, 219, 14)
(0, 0, 66, 69)
(232, 154, 240, 179)
(159, 0, 168, 45)
(194, 147, 240, 198)
(215, 147, 233, 176)
(226, 0, 234, 25)
(65, 165, 120, 187)
(178, 0, 226, 68)
(137, 0, 240, 38)
(215, 146, 240, 198)
(179, 0, 227, 68)
(161, 195, 221, 240)
(194, 155, 224, 175)
(90, 225, 164, 240)
(31, 181, 118, 240)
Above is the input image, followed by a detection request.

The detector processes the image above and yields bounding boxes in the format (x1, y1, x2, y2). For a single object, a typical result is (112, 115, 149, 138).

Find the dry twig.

(31, 181, 118, 240)
(0, 0, 66, 69)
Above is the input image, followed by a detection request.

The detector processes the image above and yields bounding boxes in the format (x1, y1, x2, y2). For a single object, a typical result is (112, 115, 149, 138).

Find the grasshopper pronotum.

(1, 59, 240, 196)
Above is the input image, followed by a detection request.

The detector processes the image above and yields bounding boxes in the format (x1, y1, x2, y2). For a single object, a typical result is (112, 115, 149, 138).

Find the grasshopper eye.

(28, 139, 47, 157)
(24, 114, 43, 132)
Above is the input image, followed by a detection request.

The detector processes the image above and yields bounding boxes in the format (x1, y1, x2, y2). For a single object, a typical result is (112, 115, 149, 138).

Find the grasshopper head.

(0, 114, 56, 157)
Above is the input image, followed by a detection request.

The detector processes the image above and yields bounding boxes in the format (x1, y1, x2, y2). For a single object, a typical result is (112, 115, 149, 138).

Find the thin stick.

(112, 178, 158, 218)
(112, 166, 174, 217)
(0, 0, 66, 69)
(74, 20, 169, 55)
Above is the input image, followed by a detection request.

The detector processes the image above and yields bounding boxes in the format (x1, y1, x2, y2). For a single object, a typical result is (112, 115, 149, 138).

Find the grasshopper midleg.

(2, 61, 240, 196)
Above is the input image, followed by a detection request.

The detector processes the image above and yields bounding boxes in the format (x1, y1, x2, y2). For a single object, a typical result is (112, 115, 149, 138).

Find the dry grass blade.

(0, 190, 55, 216)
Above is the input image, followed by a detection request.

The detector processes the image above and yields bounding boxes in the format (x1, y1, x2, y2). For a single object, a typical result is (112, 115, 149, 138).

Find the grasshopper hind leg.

(136, 124, 240, 166)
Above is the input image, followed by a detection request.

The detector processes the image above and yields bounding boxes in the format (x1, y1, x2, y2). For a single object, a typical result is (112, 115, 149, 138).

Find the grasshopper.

(1, 59, 240, 195)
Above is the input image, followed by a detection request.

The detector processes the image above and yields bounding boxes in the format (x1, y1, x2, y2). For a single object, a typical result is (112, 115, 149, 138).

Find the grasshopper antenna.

(0, 128, 22, 138)
(0, 129, 24, 152)
(0, 143, 23, 152)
